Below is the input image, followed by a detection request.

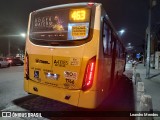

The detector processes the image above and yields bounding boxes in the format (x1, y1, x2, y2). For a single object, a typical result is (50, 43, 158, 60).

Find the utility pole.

(8, 39, 10, 57)
(146, 0, 156, 78)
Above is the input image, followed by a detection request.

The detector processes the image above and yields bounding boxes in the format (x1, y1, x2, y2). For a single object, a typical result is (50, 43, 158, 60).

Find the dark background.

(0, 0, 160, 56)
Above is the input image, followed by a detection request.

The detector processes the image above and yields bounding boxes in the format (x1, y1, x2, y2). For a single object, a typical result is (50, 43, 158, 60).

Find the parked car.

(0, 57, 10, 68)
(6, 57, 13, 64)
(9, 58, 24, 66)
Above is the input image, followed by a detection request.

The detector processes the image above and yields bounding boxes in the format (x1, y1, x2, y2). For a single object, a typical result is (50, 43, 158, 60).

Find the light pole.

(8, 33, 26, 57)
(146, 0, 156, 78)
(8, 39, 10, 57)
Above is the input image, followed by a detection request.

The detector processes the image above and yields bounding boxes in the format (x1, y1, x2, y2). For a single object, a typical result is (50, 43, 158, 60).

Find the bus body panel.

(27, 80, 80, 106)
(24, 3, 102, 108)
(78, 90, 105, 108)
(24, 3, 126, 109)
(25, 79, 104, 108)
(28, 53, 84, 89)
(24, 78, 29, 92)
(25, 32, 99, 90)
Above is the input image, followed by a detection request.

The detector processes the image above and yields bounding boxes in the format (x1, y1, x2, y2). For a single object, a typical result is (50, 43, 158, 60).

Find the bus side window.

(108, 30, 112, 56)
(103, 21, 111, 57)
(116, 41, 119, 58)
(122, 48, 126, 59)
(120, 44, 124, 59)
(120, 48, 126, 59)
(111, 33, 116, 55)
(117, 41, 121, 58)
(120, 47, 122, 58)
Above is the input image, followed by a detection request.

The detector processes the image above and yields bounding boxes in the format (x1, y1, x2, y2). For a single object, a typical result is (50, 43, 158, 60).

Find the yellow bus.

(24, 2, 126, 109)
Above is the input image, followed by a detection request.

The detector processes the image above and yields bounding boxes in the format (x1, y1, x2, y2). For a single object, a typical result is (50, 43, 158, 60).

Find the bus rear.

(24, 3, 104, 108)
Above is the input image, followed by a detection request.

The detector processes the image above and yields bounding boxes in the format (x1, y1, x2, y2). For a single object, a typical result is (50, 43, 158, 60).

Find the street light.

(8, 33, 26, 57)
(120, 29, 125, 35)
(118, 29, 125, 36)
(20, 33, 26, 38)
(126, 42, 134, 51)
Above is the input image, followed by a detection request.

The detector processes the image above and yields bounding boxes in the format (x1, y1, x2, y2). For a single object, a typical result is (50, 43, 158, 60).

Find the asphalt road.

(0, 66, 135, 120)
(0, 66, 28, 110)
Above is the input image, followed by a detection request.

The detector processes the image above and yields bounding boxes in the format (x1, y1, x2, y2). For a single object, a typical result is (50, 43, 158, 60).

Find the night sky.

(0, 0, 160, 56)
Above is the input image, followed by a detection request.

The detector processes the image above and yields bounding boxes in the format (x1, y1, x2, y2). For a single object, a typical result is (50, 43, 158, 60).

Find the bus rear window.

(30, 7, 91, 42)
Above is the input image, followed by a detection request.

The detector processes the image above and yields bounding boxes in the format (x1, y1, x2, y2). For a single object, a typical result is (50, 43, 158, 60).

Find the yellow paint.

(24, 3, 125, 109)
(24, 28, 105, 108)
(28, 80, 80, 106)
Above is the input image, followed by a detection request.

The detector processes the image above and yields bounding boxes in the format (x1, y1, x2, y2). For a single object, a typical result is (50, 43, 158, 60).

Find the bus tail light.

(88, 2, 94, 7)
(25, 53, 29, 80)
(82, 56, 96, 91)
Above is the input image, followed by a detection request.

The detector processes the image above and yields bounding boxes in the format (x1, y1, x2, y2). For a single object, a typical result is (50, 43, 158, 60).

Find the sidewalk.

(135, 63, 160, 111)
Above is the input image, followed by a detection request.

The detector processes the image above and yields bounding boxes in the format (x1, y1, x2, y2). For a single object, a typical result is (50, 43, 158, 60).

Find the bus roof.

(33, 2, 101, 13)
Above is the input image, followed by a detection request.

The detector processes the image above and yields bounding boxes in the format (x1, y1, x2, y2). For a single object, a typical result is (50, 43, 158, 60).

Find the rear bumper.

(24, 79, 104, 109)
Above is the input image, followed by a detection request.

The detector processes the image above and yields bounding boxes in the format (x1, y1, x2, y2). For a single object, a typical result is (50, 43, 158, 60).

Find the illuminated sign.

(31, 7, 90, 41)
(68, 23, 89, 40)
(71, 10, 86, 21)
(69, 8, 90, 22)
(72, 26, 86, 37)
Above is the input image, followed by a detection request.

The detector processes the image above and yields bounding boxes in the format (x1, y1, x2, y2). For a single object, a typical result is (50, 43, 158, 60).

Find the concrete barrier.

(137, 82, 145, 102)
(132, 67, 142, 85)
(139, 95, 153, 120)
(132, 70, 153, 120)
(140, 95, 153, 112)
(135, 73, 142, 85)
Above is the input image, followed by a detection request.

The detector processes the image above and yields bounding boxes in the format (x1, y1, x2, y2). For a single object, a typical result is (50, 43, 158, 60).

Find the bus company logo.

(35, 59, 50, 64)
